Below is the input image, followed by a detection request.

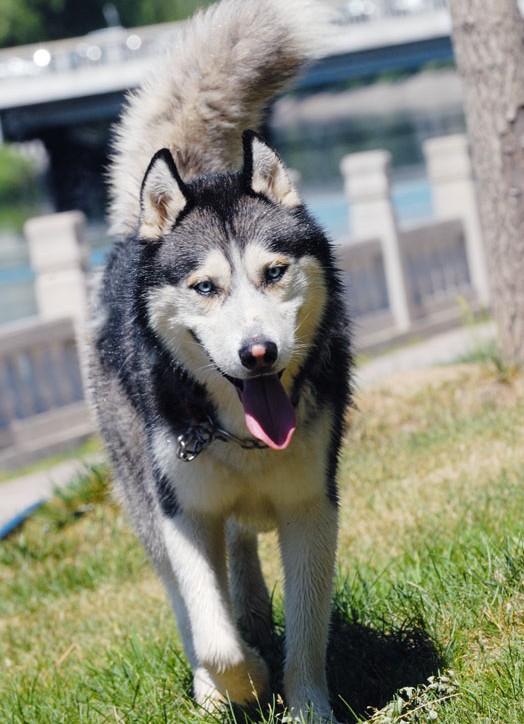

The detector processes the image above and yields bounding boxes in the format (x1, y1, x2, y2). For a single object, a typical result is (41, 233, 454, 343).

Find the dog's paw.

(194, 647, 270, 708)
(284, 709, 340, 724)
(285, 691, 339, 724)
(193, 665, 224, 711)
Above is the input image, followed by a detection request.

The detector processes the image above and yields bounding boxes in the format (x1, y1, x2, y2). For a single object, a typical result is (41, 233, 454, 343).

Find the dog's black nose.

(239, 339, 278, 371)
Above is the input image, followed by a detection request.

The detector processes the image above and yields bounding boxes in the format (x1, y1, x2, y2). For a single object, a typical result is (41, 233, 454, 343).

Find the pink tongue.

(240, 374, 296, 450)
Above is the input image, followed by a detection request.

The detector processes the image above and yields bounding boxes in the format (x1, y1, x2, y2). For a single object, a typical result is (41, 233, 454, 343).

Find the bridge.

(0, 0, 454, 213)
(0, 1, 453, 142)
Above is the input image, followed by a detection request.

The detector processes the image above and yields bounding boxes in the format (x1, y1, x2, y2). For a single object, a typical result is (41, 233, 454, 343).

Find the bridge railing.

(339, 0, 448, 24)
(0, 20, 182, 81)
(0, 2, 455, 82)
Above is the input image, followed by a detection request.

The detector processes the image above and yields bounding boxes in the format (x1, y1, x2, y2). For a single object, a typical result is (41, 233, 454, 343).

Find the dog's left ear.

(139, 149, 190, 240)
(242, 130, 301, 209)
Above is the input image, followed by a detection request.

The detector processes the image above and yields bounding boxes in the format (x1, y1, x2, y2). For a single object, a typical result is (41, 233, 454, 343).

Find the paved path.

(0, 457, 99, 537)
(355, 321, 495, 389)
(0, 322, 496, 537)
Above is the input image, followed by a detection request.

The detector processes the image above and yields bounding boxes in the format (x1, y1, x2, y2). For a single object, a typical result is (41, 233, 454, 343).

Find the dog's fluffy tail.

(107, 0, 336, 236)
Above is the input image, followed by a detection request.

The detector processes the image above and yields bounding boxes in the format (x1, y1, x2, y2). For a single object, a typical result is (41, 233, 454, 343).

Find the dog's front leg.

(161, 512, 269, 709)
(227, 520, 274, 651)
(278, 497, 339, 723)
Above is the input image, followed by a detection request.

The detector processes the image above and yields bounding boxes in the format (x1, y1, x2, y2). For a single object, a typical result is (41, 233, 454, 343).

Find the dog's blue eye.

(265, 265, 287, 283)
(193, 280, 216, 296)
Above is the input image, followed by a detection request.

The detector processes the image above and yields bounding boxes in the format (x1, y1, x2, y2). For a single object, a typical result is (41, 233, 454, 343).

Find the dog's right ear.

(139, 149, 189, 240)
(242, 130, 301, 209)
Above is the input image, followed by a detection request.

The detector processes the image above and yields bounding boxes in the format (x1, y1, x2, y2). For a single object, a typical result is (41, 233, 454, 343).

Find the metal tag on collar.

(176, 420, 215, 462)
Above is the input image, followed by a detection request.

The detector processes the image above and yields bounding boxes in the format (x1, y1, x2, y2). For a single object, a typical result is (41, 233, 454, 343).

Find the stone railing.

(0, 211, 92, 469)
(338, 133, 489, 349)
(0, 133, 489, 466)
(0, 314, 91, 469)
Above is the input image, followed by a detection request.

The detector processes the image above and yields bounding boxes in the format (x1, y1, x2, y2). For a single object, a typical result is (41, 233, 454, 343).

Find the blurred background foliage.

(0, 0, 213, 48)
(0, 146, 39, 203)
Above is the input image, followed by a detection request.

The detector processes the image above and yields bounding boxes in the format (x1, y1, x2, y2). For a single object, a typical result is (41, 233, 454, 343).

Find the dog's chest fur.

(150, 404, 334, 527)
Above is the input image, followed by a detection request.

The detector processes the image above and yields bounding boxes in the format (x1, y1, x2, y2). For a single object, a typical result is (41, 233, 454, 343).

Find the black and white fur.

(88, 1, 351, 721)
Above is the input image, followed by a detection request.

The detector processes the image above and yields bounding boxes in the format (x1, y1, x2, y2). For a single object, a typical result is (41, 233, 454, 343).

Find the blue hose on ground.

(0, 499, 46, 540)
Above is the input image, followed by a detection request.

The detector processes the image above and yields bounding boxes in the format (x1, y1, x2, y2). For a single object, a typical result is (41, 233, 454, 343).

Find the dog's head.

(138, 131, 331, 449)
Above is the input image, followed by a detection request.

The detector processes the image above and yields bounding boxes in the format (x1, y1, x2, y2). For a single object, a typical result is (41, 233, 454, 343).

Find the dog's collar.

(176, 416, 267, 462)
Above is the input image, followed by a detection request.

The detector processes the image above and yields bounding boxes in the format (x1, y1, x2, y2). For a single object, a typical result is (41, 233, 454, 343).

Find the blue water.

(0, 266, 34, 284)
(306, 177, 433, 239)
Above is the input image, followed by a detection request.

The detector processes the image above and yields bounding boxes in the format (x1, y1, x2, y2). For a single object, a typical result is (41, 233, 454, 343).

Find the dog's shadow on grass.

(327, 603, 445, 722)
(226, 591, 445, 723)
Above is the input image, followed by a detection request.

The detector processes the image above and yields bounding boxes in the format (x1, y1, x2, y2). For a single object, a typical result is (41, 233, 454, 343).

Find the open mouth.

(224, 371, 296, 451)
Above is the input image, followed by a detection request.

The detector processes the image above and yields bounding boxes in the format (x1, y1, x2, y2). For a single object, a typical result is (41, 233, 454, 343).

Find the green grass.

(0, 205, 42, 232)
(1, 363, 524, 722)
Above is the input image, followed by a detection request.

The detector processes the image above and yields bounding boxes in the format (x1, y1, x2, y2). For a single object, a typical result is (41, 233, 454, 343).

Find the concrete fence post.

(340, 150, 411, 333)
(25, 211, 89, 322)
(423, 134, 490, 307)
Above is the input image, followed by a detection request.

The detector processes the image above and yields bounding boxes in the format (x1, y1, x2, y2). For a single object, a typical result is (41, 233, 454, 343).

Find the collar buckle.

(176, 420, 215, 462)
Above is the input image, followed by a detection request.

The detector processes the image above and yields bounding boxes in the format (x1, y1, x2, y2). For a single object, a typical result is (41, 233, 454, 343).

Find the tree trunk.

(448, 0, 524, 366)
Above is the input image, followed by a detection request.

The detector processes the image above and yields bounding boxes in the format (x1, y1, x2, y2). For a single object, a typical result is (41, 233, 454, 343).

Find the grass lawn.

(1, 361, 523, 722)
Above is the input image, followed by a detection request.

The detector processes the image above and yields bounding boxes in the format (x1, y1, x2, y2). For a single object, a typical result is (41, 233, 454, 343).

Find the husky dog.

(88, 0, 351, 720)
